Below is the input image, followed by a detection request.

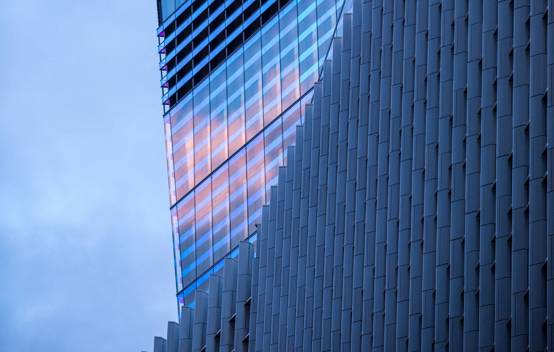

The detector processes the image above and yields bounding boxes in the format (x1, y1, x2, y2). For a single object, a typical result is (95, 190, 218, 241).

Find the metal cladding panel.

(150, 1, 554, 350)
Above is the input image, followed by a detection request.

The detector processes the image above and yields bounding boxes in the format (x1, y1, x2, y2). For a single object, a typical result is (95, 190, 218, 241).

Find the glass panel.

(194, 80, 211, 182)
(171, 207, 182, 292)
(279, 3, 301, 110)
(165, 0, 352, 304)
(171, 96, 195, 201)
(194, 179, 213, 276)
(164, 116, 177, 205)
(177, 192, 196, 287)
(197, 274, 210, 293)
(176, 0, 187, 10)
(161, 0, 176, 20)
(298, 0, 319, 95)
(183, 287, 196, 308)
(226, 49, 246, 156)
(316, 0, 338, 67)
(261, 16, 282, 126)
(210, 65, 228, 169)
(246, 134, 265, 234)
(211, 165, 230, 262)
(244, 33, 263, 140)
(229, 149, 248, 248)
(263, 118, 283, 199)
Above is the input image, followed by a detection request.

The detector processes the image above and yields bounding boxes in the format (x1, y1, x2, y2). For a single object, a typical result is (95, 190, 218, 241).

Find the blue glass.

(160, 0, 175, 21)
(261, 16, 282, 126)
(194, 179, 212, 275)
(244, 33, 263, 140)
(211, 165, 230, 262)
(264, 117, 283, 199)
(229, 150, 248, 248)
(159, 0, 349, 303)
(177, 192, 196, 287)
(209, 65, 228, 169)
(193, 80, 211, 182)
(298, 0, 319, 94)
(226, 50, 246, 156)
(246, 134, 265, 234)
(171, 95, 195, 200)
(279, 3, 301, 109)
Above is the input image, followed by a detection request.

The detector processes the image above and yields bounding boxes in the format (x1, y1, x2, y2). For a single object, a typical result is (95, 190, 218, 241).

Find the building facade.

(152, 0, 554, 351)
(156, 0, 350, 307)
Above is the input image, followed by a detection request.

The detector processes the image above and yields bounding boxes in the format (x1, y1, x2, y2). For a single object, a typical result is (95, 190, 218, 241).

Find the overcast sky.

(0, 1, 177, 351)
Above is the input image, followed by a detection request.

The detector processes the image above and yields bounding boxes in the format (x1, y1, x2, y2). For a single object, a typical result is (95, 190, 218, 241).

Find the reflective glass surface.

(161, 0, 347, 298)
(174, 101, 302, 289)
(165, 0, 343, 207)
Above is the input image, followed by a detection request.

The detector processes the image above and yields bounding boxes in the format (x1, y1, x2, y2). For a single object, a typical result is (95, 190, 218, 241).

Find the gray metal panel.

(220, 259, 237, 352)
(234, 241, 253, 352)
(351, 1, 370, 350)
(192, 291, 208, 352)
(154, 336, 167, 352)
(167, 322, 179, 352)
(178, 307, 193, 352)
(206, 274, 222, 352)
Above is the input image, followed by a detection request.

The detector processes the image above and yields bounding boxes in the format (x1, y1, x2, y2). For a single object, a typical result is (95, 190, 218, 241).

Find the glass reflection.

(177, 192, 196, 287)
(210, 65, 228, 168)
(164, 117, 177, 205)
(264, 118, 283, 199)
(246, 134, 265, 234)
(244, 33, 264, 140)
(167, 0, 345, 206)
(172, 95, 195, 200)
(194, 80, 211, 182)
(298, 1, 319, 95)
(229, 150, 248, 248)
(171, 207, 182, 292)
(166, 0, 350, 296)
(261, 16, 282, 126)
(226, 49, 246, 156)
(194, 179, 212, 275)
(279, 3, 301, 109)
(316, 0, 339, 67)
(211, 165, 230, 262)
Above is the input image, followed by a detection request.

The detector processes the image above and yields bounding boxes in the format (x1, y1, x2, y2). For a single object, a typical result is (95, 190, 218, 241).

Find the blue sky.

(0, 1, 177, 351)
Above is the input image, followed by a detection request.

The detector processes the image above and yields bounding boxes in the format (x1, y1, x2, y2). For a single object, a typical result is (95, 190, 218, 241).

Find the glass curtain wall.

(161, 0, 346, 306)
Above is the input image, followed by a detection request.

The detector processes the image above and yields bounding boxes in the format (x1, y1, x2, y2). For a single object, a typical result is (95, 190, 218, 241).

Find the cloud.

(0, 1, 176, 351)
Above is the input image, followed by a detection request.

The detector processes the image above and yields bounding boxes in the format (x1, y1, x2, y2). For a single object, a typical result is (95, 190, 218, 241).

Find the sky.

(0, 1, 177, 351)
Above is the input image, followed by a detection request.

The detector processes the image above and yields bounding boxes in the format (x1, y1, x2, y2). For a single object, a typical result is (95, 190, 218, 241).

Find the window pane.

(261, 17, 282, 126)
(279, 3, 301, 109)
(195, 179, 213, 275)
(229, 149, 248, 247)
(264, 118, 283, 199)
(316, 0, 338, 67)
(171, 95, 195, 200)
(164, 116, 177, 205)
(177, 192, 196, 287)
(210, 65, 228, 169)
(161, 0, 175, 19)
(194, 80, 212, 182)
(298, 0, 319, 95)
(226, 49, 246, 156)
(211, 165, 230, 262)
(170, 207, 182, 292)
(246, 134, 265, 234)
(244, 33, 263, 140)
